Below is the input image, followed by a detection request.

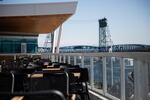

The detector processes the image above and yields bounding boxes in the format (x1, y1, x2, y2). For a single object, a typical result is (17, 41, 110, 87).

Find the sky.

(1, 0, 150, 47)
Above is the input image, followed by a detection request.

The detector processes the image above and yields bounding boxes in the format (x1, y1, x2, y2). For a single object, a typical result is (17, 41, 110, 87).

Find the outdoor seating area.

(0, 56, 90, 100)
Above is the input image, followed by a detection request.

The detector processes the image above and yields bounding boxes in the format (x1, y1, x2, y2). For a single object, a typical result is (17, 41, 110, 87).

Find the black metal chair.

(29, 71, 69, 99)
(0, 72, 15, 100)
(13, 72, 28, 92)
(68, 68, 90, 100)
(0, 90, 66, 100)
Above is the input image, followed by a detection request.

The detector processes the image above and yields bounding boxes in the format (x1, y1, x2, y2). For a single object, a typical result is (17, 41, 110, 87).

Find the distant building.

(59, 44, 150, 53)
(0, 36, 37, 53)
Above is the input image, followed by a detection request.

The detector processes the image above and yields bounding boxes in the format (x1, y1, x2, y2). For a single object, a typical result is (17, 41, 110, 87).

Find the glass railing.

(49, 52, 150, 100)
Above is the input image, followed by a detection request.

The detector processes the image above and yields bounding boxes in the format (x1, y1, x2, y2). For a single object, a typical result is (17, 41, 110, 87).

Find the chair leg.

(79, 83, 90, 100)
(85, 83, 90, 100)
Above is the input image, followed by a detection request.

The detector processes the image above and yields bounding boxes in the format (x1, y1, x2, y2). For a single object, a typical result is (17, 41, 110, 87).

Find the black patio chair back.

(68, 68, 90, 100)
(0, 72, 15, 100)
(29, 71, 69, 98)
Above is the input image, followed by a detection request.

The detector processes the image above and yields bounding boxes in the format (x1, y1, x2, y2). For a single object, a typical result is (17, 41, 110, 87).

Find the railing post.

(59, 55, 62, 63)
(55, 55, 59, 62)
(134, 60, 149, 100)
(111, 57, 114, 86)
(90, 57, 94, 89)
(63, 55, 66, 63)
(14, 55, 16, 60)
(51, 54, 55, 62)
(48, 54, 51, 60)
(68, 56, 70, 64)
(74, 56, 77, 65)
(102, 57, 107, 95)
(81, 56, 84, 68)
(120, 58, 125, 100)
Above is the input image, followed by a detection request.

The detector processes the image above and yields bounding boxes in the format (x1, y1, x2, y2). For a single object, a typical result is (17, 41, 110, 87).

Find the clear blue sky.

(1, 0, 150, 47)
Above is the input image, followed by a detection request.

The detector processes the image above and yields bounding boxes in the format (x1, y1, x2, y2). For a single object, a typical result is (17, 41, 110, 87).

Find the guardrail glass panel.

(107, 57, 121, 98)
(65, 56, 68, 63)
(70, 56, 74, 65)
(93, 57, 103, 90)
(125, 58, 134, 100)
(84, 57, 90, 66)
(84, 57, 91, 84)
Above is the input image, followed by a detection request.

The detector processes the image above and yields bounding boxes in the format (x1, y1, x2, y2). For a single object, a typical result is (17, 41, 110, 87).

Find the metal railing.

(0, 52, 150, 100)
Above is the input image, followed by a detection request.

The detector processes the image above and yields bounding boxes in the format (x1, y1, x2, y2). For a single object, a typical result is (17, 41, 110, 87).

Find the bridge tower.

(98, 18, 113, 51)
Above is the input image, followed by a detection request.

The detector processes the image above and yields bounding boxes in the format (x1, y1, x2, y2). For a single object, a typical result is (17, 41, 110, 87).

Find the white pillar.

(63, 55, 66, 63)
(55, 55, 59, 62)
(90, 57, 94, 89)
(111, 57, 114, 86)
(120, 58, 126, 100)
(134, 60, 149, 100)
(81, 56, 84, 68)
(52, 32, 55, 53)
(14, 55, 16, 60)
(68, 56, 70, 64)
(56, 25, 62, 53)
(51, 55, 55, 62)
(103, 57, 107, 95)
(59, 55, 62, 63)
(74, 56, 77, 65)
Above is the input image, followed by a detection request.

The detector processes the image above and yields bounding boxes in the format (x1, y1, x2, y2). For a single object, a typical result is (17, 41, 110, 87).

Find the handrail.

(0, 52, 149, 62)
(51, 52, 150, 63)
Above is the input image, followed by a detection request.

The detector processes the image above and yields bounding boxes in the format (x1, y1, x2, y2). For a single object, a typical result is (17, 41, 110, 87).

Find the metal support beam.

(134, 60, 149, 100)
